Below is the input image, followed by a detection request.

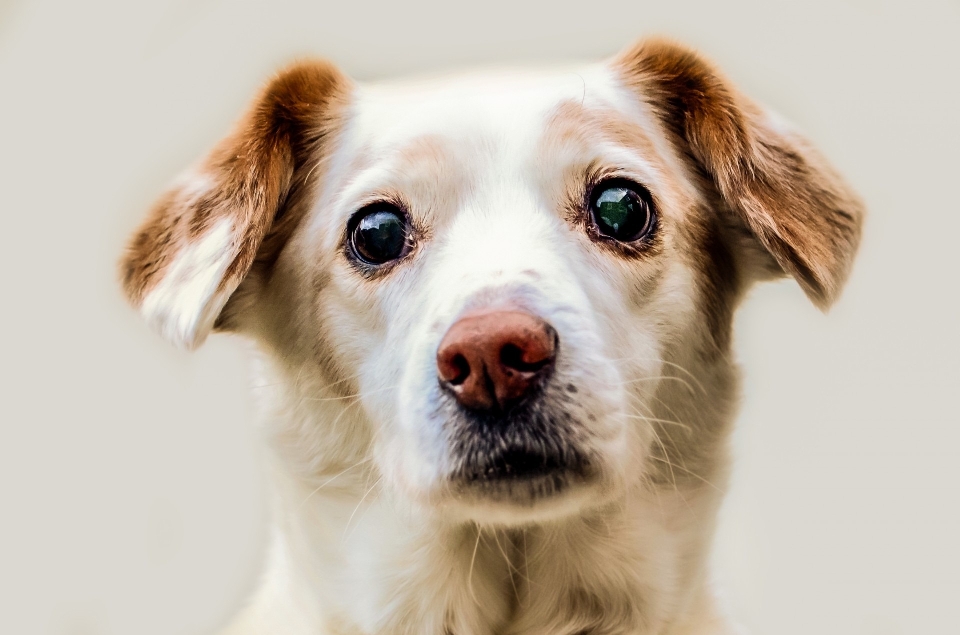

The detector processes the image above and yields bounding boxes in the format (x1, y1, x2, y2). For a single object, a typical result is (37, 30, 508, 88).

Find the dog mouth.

(439, 384, 595, 503)
(452, 444, 593, 505)
(459, 446, 583, 481)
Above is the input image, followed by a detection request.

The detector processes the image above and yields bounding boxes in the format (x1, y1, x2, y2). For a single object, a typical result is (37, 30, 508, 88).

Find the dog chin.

(441, 469, 606, 527)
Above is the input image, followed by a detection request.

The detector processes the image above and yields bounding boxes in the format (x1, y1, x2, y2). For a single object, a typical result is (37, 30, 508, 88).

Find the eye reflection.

(589, 181, 655, 242)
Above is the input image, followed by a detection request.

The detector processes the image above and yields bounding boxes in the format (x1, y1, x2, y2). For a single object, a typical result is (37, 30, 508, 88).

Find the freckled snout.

(437, 311, 557, 412)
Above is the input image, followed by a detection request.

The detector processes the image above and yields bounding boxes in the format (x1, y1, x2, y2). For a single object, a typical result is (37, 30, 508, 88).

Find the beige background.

(1, 0, 958, 633)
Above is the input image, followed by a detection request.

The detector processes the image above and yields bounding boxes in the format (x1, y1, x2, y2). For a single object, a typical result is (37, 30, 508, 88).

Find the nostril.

(500, 342, 553, 373)
(499, 343, 523, 370)
(448, 354, 471, 385)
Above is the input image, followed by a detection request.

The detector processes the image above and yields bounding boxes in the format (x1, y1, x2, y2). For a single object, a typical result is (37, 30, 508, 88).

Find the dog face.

(120, 40, 862, 527)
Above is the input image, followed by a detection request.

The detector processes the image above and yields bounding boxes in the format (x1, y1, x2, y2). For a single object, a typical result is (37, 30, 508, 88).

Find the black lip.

(460, 445, 586, 483)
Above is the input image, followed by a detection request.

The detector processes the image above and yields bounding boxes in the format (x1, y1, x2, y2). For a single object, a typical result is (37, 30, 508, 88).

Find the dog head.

(120, 39, 862, 527)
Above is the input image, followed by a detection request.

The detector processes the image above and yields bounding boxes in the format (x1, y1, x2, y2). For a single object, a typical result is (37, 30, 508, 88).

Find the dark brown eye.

(348, 204, 409, 264)
(589, 180, 656, 242)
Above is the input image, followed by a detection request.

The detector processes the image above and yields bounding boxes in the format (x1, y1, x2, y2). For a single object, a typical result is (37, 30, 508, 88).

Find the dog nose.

(437, 311, 557, 412)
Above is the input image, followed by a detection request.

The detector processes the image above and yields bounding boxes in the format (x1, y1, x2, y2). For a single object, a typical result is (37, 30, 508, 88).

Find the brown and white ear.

(617, 38, 865, 309)
(120, 60, 348, 348)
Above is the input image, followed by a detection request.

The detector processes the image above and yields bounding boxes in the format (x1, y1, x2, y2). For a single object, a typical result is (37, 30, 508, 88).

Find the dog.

(119, 37, 863, 635)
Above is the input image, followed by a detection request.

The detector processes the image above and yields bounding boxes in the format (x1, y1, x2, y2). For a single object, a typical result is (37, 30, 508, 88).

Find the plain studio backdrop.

(1, 0, 958, 633)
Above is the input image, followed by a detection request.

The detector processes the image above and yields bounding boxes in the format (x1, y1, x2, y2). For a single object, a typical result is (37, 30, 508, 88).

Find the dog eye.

(589, 180, 655, 242)
(349, 205, 409, 264)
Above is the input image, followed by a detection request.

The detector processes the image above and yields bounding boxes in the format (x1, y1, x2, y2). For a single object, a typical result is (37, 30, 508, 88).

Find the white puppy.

(120, 38, 863, 635)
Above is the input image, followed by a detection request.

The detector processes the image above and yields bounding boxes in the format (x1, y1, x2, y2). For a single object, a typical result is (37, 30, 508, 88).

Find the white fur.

(213, 63, 742, 635)
(140, 217, 235, 349)
(134, 58, 824, 635)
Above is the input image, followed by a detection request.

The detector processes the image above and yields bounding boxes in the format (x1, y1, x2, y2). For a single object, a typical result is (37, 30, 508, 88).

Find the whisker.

(521, 528, 530, 599)
(653, 440, 697, 517)
(297, 456, 373, 510)
(294, 365, 307, 390)
(604, 355, 709, 396)
(647, 419, 681, 495)
(636, 393, 692, 439)
(322, 395, 367, 433)
(467, 524, 482, 606)
(640, 468, 665, 513)
(300, 383, 400, 403)
(311, 370, 368, 394)
(341, 476, 383, 546)
(606, 355, 703, 382)
(623, 412, 692, 433)
(492, 531, 521, 603)
(620, 374, 701, 396)
(648, 456, 724, 493)
(524, 528, 556, 569)
(649, 359, 708, 395)
(252, 368, 361, 394)
(629, 403, 702, 514)
(249, 382, 283, 389)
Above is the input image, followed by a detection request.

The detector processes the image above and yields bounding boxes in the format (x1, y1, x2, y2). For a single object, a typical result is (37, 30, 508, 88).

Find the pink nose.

(436, 311, 557, 412)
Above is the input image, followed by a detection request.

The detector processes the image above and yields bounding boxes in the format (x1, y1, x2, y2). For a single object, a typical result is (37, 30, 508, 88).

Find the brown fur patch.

(542, 99, 738, 353)
(615, 38, 865, 308)
(541, 100, 677, 263)
(537, 96, 744, 492)
(119, 59, 350, 310)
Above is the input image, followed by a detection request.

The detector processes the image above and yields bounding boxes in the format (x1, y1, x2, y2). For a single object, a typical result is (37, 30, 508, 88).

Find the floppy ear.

(119, 60, 348, 348)
(617, 38, 864, 309)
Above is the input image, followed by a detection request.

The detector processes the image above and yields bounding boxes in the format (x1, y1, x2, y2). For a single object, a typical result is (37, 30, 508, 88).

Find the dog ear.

(617, 38, 864, 309)
(120, 60, 348, 348)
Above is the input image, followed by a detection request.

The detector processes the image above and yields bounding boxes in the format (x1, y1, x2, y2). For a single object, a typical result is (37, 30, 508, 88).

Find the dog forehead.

(348, 64, 627, 150)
